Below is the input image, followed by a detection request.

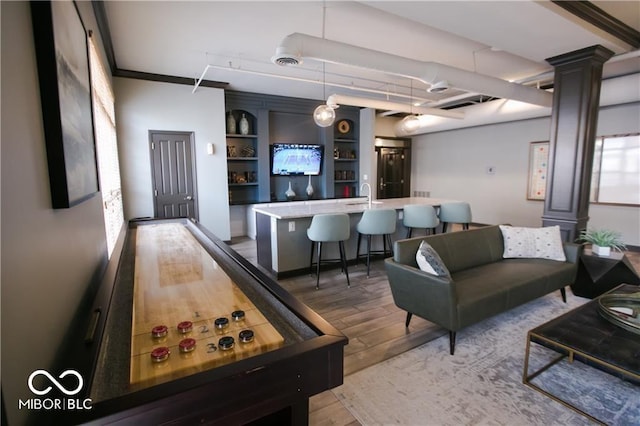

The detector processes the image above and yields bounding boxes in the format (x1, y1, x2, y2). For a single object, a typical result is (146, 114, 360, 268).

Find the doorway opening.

(149, 131, 198, 221)
(375, 137, 411, 199)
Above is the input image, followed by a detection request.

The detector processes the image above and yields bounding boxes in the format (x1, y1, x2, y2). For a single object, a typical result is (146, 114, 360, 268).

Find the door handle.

(185, 195, 193, 201)
(380, 178, 385, 190)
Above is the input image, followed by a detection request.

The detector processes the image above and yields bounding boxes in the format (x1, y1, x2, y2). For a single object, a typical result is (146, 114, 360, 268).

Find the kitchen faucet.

(360, 182, 372, 209)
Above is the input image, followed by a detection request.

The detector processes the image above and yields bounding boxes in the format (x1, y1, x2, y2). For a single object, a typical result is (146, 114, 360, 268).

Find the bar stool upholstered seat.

(439, 202, 472, 233)
(403, 204, 439, 238)
(356, 208, 397, 277)
(307, 213, 351, 289)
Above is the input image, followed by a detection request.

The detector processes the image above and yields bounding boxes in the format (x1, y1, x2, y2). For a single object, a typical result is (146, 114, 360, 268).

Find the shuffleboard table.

(56, 218, 348, 425)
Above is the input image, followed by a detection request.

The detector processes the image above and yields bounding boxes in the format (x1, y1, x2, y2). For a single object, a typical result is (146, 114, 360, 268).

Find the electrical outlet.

(288, 221, 295, 232)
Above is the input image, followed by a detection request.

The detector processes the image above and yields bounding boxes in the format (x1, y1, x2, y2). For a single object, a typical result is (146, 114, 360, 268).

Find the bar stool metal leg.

(315, 241, 322, 289)
(338, 241, 350, 287)
(309, 240, 315, 275)
(366, 234, 372, 277)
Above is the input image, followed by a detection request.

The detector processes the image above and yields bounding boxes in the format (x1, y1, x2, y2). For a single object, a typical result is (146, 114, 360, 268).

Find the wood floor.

(229, 236, 640, 426)
(230, 236, 446, 425)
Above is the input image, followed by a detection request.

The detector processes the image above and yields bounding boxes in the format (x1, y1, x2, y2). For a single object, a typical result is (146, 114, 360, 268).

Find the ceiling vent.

(427, 80, 449, 93)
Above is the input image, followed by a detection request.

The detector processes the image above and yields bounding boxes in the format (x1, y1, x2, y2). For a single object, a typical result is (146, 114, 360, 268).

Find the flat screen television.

(270, 143, 324, 176)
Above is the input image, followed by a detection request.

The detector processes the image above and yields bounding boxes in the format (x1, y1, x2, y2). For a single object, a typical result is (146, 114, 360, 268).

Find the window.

(590, 134, 640, 206)
(89, 35, 124, 257)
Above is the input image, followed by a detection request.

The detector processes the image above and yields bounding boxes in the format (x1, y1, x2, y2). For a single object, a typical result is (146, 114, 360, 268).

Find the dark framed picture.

(31, 1, 98, 208)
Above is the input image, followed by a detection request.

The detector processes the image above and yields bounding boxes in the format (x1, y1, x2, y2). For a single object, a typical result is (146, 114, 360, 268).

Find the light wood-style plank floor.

(229, 235, 640, 426)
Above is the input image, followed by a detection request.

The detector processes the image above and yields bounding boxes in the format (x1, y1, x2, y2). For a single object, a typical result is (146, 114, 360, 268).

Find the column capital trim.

(546, 45, 614, 67)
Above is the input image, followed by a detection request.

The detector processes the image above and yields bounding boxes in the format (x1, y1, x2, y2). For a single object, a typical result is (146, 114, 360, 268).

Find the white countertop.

(252, 197, 461, 219)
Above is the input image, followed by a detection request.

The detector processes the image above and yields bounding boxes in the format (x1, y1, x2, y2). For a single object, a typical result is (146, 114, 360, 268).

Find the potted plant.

(578, 228, 627, 256)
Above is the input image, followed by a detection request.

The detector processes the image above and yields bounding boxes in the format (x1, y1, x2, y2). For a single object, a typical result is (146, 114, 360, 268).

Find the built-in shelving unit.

(224, 91, 361, 205)
(226, 111, 259, 205)
(333, 118, 359, 198)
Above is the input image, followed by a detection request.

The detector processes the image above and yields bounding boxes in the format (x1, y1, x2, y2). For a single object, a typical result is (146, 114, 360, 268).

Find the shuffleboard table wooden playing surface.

(54, 218, 348, 425)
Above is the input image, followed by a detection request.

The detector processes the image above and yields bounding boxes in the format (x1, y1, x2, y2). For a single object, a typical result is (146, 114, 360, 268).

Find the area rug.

(333, 293, 640, 425)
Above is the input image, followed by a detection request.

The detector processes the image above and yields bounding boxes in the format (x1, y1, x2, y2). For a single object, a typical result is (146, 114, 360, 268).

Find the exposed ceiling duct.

(393, 73, 640, 136)
(326, 94, 464, 119)
(272, 32, 554, 108)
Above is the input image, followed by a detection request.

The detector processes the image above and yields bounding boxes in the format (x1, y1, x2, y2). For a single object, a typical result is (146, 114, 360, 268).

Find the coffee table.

(523, 284, 640, 423)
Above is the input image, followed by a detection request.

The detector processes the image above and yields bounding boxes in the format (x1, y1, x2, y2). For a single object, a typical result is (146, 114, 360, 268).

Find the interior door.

(150, 131, 198, 220)
(377, 147, 407, 199)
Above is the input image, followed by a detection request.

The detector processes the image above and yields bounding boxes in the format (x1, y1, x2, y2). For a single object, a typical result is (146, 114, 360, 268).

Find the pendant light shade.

(400, 114, 421, 133)
(313, 104, 336, 127)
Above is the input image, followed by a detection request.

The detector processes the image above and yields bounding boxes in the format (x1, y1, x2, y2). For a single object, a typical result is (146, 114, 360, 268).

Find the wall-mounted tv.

(270, 143, 324, 176)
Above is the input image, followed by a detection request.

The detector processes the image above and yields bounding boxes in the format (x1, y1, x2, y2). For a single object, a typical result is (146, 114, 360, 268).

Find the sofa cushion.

(453, 259, 575, 328)
(499, 225, 566, 261)
(416, 240, 451, 277)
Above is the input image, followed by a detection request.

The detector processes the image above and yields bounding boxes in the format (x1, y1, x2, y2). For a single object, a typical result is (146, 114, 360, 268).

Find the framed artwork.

(527, 141, 549, 200)
(31, 1, 99, 208)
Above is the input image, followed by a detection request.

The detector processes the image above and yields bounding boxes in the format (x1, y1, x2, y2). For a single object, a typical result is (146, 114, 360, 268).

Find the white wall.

(411, 102, 640, 245)
(1, 3, 109, 424)
(114, 78, 231, 240)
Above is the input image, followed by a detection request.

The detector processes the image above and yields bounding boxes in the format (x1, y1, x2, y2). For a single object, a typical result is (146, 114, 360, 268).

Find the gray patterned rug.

(334, 293, 640, 425)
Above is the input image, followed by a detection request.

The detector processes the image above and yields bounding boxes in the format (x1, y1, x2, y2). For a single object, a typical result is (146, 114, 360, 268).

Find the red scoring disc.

(177, 321, 193, 334)
(151, 325, 168, 338)
(179, 338, 197, 353)
(150, 346, 170, 362)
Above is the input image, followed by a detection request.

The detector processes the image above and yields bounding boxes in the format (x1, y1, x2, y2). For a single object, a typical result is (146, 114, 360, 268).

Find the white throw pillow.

(499, 225, 566, 261)
(416, 241, 451, 277)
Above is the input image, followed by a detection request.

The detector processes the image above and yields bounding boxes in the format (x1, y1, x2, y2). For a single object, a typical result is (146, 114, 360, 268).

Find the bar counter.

(253, 197, 461, 277)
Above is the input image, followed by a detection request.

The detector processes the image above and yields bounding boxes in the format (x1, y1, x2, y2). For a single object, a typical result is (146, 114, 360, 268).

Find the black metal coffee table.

(523, 284, 640, 423)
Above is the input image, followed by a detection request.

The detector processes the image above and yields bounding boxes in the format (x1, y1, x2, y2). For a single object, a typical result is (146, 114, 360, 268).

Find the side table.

(571, 248, 640, 298)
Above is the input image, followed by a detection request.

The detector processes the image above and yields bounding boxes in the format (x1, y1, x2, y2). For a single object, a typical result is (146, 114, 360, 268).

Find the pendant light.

(400, 79, 420, 133)
(313, 2, 335, 127)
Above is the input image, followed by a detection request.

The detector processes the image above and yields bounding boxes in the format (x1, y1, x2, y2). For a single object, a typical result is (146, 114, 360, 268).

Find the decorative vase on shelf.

(239, 113, 249, 135)
(226, 111, 236, 134)
(285, 181, 296, 201)
(306, 175, 314, 198)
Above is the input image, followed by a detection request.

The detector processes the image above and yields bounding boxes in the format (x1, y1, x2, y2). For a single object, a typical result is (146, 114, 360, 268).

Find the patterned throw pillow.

(416, 240, 451, 277)
(499, 225, 566, 261)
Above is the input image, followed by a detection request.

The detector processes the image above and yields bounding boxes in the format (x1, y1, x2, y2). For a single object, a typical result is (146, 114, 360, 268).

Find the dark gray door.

(377, 147, 407, 199)
(150, 131, 198, 220)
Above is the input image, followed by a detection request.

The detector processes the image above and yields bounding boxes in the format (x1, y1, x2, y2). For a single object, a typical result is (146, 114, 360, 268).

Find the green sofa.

(384, 225, 582, 354)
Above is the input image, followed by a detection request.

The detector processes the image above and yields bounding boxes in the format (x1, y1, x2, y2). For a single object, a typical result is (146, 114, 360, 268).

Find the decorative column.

(542, 45, 614, 242)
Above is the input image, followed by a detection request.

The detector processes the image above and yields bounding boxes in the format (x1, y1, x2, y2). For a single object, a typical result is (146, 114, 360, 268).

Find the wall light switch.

(206, 143, 214, 155)
(288, 221, 295, 232)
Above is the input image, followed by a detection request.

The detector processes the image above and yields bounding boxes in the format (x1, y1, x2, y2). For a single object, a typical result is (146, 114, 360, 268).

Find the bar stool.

(307, 213, 351, 289)
(439, 202, 472, 233)
(356, 209, 397, 277)
(403, 204, 439, 238)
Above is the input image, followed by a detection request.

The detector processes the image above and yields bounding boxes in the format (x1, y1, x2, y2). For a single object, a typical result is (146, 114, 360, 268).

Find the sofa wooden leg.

(405, 312, 413, 327)
(560, 287, 567, 303)
(449, 331, 456, 355)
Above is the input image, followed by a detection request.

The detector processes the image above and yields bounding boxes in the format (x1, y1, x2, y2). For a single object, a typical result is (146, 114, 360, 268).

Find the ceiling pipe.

(272, 32, 553, 108)
(193, 63, 429, 104)
(326, 94, 464, 119)
(393, 73, 639, 136)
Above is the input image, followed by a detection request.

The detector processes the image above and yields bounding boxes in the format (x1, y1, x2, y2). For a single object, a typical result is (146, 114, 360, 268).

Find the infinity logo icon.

(28, 370, 83, 396)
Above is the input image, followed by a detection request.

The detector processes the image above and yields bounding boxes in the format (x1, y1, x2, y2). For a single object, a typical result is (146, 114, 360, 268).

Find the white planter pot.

(592, 244, 611, 256)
